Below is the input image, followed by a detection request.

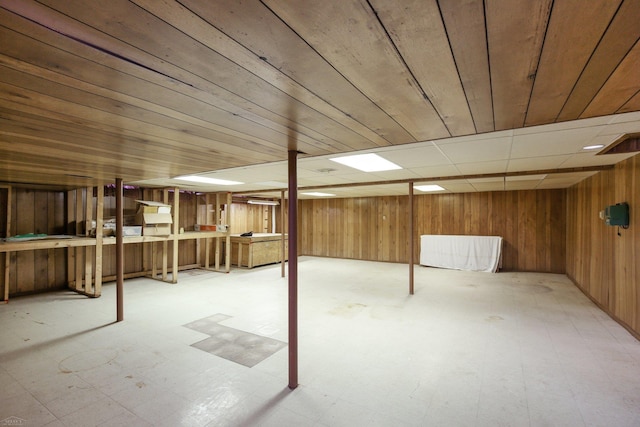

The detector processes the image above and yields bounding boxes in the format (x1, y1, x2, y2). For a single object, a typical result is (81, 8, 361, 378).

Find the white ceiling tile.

(437, 137, 512, 163)
(439, 183, 477, 193)
(471, 182, 505, 192)
(505, 180, 542, 190)
(559, 152, 636, 168)
(511, 127, 606, 158)
(455, 161, 508, 174)
(506, 155, 571, 172)
(381, 146, 452, 167)
(409, 165, 462, 178)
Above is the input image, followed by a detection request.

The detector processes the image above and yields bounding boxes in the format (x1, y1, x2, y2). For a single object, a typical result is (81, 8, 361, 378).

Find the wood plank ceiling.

(0, 0, 639, 191)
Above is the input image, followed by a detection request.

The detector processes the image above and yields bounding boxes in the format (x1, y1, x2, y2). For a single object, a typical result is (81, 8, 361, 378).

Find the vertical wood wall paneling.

(16, 189, 36, 293)
(299, 190, 565, 272)
(566, 153, 639, 337)
(1, 186, 10, 302)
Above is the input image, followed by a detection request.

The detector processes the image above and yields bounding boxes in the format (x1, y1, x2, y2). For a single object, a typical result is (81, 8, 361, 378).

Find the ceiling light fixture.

(582, 144, 605, 150)
(174, 175, 243, 185)
(247, 199, 279, 206)
(302, 192, 335, 197)
(414, 184, 445, 192)
(329, 153, 401, 172)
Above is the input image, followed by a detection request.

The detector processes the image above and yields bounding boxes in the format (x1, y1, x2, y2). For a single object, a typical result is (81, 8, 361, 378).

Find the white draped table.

(419, 235, 503, 273)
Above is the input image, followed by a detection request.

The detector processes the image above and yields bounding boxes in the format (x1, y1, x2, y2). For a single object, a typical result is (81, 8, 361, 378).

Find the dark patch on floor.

(183, 314, 286, 368)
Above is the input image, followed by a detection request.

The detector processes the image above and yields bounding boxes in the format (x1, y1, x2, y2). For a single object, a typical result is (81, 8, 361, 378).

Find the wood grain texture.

(566, 153, 639, 336)
(486, 0, 551, 129)
(558, 0, 640, 121)
(525, 0, 620, 125)
(299, 189, 565, 271)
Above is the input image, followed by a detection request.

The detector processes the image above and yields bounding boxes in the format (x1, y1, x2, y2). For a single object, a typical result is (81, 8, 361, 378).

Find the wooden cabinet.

(230, 233, 288, 268)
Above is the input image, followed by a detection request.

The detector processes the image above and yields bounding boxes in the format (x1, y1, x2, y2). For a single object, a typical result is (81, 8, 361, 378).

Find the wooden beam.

(281, 190, 285, 278)
(225, 192, 231, 273)
(94, 183, 103, 296)
(116, 178, 124, 322)
(288, 149, 298, 390)
(3, 185, 11, 302)
(409, 182, 414, 295)
(172, 187, 179, 283)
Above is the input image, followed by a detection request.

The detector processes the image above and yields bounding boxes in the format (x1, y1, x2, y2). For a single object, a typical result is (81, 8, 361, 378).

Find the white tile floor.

(1, 256, 640, 426)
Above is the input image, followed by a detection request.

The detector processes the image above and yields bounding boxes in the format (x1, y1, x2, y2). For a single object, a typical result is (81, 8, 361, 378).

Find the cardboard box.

(143, 224, 172, 236)
(194, 224, 216, 231)
(135, 200, 173, 236)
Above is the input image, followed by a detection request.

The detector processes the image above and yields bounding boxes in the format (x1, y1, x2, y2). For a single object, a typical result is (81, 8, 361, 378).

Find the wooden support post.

(204, 194, 211, 270)
(409, 182, 414, 295)
(116, 178, 124, 322)
(84, 186, 93, 294)
(215, 193, 220, 271)
(162, 189, 169, 281)
(196, 194, 202, 267)
(3, 185, 11, 302)
(225, 192, 231, 273)
(172, 187, 180, 283)
(288, 150, 298, 389)
(75, 189, 84, 291)
(66, 189, 76, 290)
(94, 184, 104, 297)
(281, 190, 285, 278)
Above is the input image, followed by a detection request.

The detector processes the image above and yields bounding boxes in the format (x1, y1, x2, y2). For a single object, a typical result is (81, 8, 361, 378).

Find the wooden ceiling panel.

(169, 0, 412, 146)
(262, 0, 450, 141)
(369, 0, 475, 136)
(525, 0, 621, 126)
(0, 1, 638, 192)
(582, 40, 640, 118)
(486, 0, 552, 130)
(558, 0, 640, 121)
(439, 0, 494, 134)
(33, 0, 380, 154)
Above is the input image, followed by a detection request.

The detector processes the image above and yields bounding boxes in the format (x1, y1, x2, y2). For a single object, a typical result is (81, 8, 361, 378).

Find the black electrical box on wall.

(605, 202, 630, 227)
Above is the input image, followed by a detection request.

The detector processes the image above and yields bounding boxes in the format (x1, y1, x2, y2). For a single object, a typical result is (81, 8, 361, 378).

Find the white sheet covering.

(420, 235, 503, 273)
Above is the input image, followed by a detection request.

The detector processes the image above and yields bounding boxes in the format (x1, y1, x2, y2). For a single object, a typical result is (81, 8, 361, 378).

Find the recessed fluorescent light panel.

(175, 175, 243, 185)
(582, 144, 605, 150)
(329, 153, 401, 172)
(301, 192, 335, 197)
(414, 184, 445, 192)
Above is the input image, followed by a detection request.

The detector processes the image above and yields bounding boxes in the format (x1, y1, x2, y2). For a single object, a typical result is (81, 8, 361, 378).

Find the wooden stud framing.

(2, 185, 11, 303)
(172, 187, 179, 283)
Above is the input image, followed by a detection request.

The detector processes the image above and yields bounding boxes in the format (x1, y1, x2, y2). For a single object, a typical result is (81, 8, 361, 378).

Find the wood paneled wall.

(230, 203, 273, 234)
(1, 188, 67, 295)
(566, 154, 639, 337)
(298, 190, 566, 272)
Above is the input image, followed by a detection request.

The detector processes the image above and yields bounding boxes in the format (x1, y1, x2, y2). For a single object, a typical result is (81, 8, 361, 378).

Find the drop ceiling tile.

(606, 111, 640, 124)
(370, 169, 422, 180)
(559, 152, 635, 168)
(438, 183, 476, 193)
(471, 182, 506, 192)
(409, 165, 461, 178)
(436, 137, 512, 163)
(511, 127, 606, 158)
(506, 174, 546, 181)
(505, 180, 543, 190)
(455, 161, 508, 174)
(506, 155, 572, 172)
(381, 146, 452, 167)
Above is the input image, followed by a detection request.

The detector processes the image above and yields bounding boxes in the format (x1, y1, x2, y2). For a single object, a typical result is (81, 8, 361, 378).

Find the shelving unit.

(0, 185, 233, 301)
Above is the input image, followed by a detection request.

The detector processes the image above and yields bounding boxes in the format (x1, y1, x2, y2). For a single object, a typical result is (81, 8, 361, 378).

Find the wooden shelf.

(0, 236, 97, 253)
